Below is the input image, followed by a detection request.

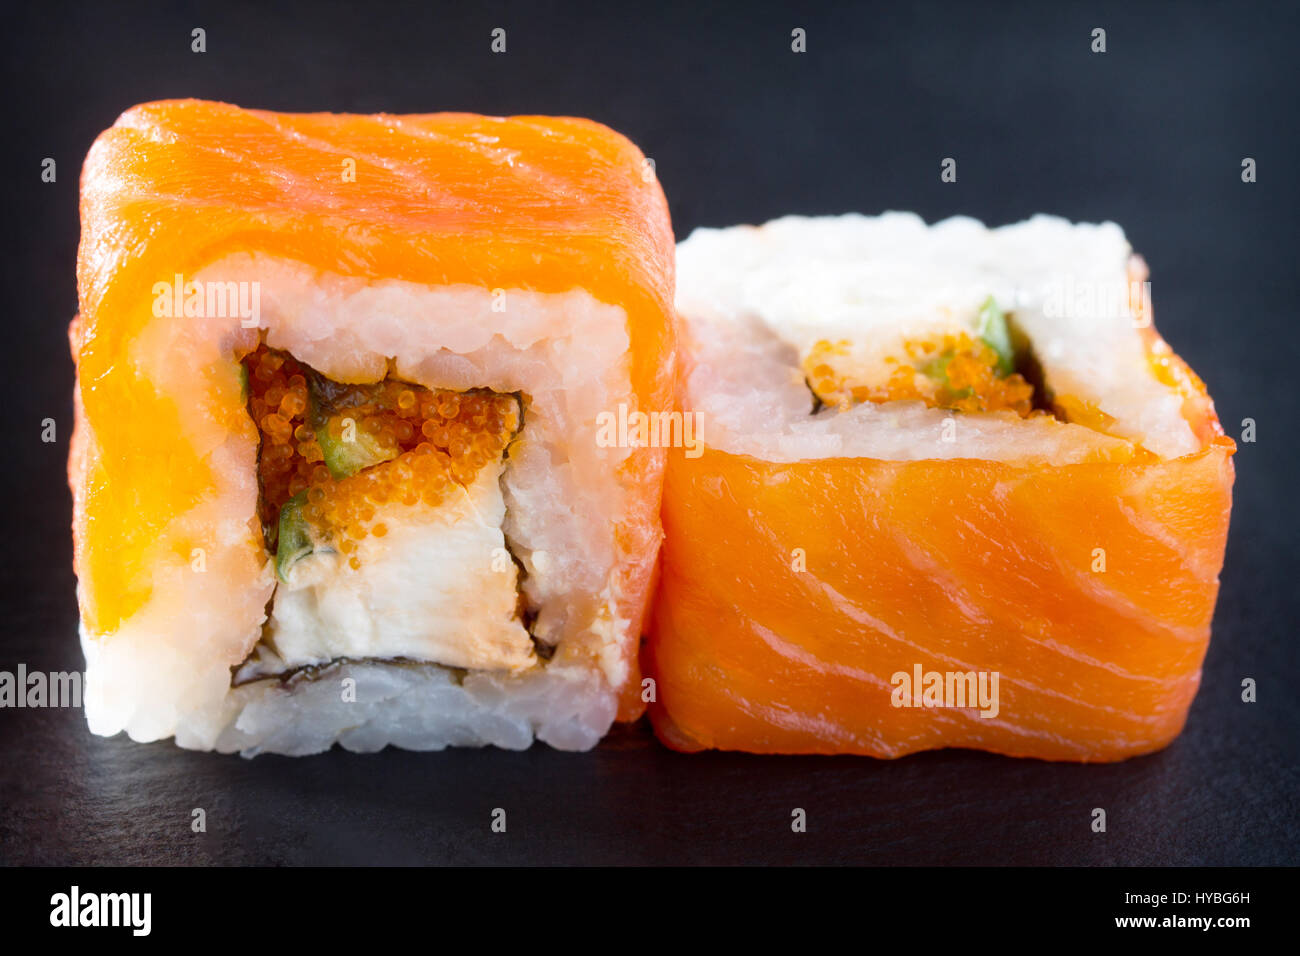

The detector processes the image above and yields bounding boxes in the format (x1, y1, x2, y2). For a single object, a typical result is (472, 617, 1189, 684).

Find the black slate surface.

(2, 0, 1297, 866)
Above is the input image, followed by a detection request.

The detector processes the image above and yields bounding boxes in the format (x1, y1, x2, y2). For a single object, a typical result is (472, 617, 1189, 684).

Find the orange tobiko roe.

(244, 344, 520, 569)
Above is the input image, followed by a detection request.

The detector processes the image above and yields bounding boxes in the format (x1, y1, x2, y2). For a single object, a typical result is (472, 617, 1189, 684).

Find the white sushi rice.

(212, 661, 615, 756)
(676, 213, 1200, 464)
(82, 255, 643, 755)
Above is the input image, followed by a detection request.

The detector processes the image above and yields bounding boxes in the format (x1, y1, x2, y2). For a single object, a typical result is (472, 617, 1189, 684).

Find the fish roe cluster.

(805, 334, 1037, 418)
(245, 347, 320, 530)
(244, 344, 521, 570)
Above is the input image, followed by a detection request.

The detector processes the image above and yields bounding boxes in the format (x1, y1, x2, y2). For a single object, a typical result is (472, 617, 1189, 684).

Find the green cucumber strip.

(314, 416, 399, 480)
(275, 491, 315, 583)
(306, 374, 400, 479)
(977, 295, 1015, 377)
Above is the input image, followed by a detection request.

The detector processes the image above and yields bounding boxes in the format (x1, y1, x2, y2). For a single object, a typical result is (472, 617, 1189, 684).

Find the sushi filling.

(800, 294, 1122, 430)
(802, 296, 1042, 417)
(234, 344, 536, 683)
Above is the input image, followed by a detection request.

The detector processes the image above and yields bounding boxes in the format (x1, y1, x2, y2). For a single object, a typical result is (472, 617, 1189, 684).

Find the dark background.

(1, 0, 1296, 865)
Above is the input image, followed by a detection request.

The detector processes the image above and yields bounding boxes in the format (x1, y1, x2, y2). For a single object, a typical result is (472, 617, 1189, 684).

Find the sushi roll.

(69, 100, 675, 755)
(648, 213, 1234, 761)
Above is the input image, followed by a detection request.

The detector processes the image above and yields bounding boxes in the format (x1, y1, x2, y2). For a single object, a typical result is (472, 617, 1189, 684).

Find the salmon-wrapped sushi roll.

(648, 213, 1234, 762)
(70, 100, 675, 755)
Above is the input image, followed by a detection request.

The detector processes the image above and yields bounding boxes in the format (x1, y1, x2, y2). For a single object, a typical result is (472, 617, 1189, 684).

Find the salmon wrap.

(648, 213, 1233, 762)
(70, 100, 675, 755)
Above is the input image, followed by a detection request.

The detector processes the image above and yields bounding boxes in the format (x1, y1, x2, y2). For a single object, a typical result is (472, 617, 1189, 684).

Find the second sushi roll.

(647, 213, 1234, 762)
